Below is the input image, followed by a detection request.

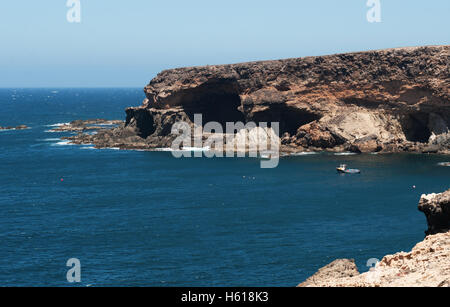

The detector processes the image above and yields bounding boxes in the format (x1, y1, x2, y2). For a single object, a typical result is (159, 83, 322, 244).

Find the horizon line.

(0, 86, 145, 89)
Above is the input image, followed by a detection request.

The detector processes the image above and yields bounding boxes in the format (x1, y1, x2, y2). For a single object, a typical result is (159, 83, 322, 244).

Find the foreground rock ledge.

(68, 45, 450, 153)
(298, 232, 450, 287)
(299, 190, 450, 287)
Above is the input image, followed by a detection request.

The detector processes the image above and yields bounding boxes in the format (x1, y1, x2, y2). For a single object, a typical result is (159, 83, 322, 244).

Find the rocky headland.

(66, 45, 449, 154)
(298, 189, 450, 287)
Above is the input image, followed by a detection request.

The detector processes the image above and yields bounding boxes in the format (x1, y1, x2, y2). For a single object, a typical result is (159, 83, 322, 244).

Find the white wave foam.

(155, 146, 211, 152)
(51, 141, 75, 146)
(0, 127, 31, 132)
(45, 122, 70, 127)
(105, 147, 120, 150)
(290, 152, 318, 156)
(181, 146, 211, 152)
(437, 162, 450, 167)
(39, 138, 61, 142)
(334, 152, 358, 156)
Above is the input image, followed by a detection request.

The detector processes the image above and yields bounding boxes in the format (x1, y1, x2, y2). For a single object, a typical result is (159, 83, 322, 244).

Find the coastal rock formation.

(68, 45, 449, 153)
(299, 189, 450, 287)
(298, 259, 360, 287)
(0, 125, 28, 131)
(298, 231, 450, 287)
(419, 189, 450, 235)
(50, 119, 123, 133)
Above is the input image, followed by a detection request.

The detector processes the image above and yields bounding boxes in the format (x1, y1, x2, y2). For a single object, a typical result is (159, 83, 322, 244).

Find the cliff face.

(299, 189, 450, 287)
(119, 45, 450, 153)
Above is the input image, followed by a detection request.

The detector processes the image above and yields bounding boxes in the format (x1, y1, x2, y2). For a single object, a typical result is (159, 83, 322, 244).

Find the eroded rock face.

(419, 190, 450, 235)
(70, 46, 450, 153)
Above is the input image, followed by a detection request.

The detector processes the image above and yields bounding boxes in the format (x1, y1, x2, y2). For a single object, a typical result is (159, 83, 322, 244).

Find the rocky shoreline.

(61, 46, 449, 154)
(298, 190, 450, 287)
(49, 119, 123, 133)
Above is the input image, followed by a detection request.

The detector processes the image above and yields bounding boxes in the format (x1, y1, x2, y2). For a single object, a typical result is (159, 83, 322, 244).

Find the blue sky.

(0, 0, 449, 87)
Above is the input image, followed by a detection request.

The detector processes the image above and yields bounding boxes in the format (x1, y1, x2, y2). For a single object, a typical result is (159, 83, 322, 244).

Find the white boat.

(336, 164, 361, 174)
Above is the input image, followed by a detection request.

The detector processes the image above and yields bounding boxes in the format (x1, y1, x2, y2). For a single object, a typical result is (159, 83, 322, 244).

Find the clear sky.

(0, 0, 449, 88)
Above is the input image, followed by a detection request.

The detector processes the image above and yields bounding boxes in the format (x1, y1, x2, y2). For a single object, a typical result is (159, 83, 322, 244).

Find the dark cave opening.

(126, 108, 155, 138)
(401, 112, 432, 143)
(178, 80, 321, 135)
(250, 105, 322, 135)
(181, 80, 245, 126)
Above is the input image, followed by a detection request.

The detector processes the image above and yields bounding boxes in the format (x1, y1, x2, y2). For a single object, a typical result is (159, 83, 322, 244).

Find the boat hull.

(337, 168, 361, 174)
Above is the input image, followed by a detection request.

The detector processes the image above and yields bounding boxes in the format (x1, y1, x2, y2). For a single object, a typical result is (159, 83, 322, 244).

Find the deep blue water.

(0, 88, 449, 286)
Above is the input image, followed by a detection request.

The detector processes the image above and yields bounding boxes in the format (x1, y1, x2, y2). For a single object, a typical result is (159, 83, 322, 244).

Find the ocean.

(0, 88, 448, 286)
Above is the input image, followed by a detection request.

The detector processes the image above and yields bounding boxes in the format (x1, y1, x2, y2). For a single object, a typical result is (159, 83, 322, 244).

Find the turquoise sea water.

(0, 88, 449, 286)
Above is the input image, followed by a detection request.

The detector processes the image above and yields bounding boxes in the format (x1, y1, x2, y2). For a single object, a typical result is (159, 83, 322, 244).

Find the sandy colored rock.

(298, 259, 359, 287)
(299, 231, 450, 287)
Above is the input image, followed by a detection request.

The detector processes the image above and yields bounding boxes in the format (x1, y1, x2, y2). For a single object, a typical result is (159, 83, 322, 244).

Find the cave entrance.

(125, 108, 155, 138)
(401, 112, 432, 143)
(181, 80, 245, 126)
(250, 105, 321, 135)
(179, 81, 320, 135)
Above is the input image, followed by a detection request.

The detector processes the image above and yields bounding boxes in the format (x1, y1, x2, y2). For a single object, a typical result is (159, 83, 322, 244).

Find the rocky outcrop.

(298, 259, 360, 287)
(419, 190, 450, 235)
(50, 119, 123, 132)
(68, 45, 449, 153)
(0, 125, 28, 131)
(298, 231, 450, 287)
(298, 189, 450, 287)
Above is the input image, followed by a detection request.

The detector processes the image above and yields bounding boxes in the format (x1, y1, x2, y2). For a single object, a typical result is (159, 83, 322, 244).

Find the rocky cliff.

(419, 189, 450, 235)
(68, 45, 450, 153)
(298, 190, 450, 287)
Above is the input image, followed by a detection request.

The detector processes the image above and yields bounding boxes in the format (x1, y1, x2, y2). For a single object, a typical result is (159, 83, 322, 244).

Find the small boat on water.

(438, 162, 450, 167)
(336, 164, 361, 174)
